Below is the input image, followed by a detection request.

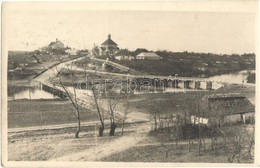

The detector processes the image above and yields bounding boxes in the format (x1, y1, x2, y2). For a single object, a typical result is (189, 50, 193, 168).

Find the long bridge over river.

(34, 56, 226, 100)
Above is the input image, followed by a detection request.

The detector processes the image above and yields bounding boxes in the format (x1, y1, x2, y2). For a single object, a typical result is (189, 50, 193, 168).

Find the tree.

(52, 65, 84, 138)
(100, 90, 130, 136)
(147, 100, 165, 131)
(91, 86, 105, 137)
(84, 64, 105, 137)
(106, 91, 120, 136)
(92, 44, 100, 56)
(54, 65, 82, 138)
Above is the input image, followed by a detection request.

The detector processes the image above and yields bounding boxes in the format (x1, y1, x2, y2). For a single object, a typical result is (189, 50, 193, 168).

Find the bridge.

(34, 55, 226, 102)
(70, 61, 224, 90)
(73, 56, 225, 90)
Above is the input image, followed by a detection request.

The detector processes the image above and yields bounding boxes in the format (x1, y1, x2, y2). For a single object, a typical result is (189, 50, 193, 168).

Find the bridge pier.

(195, 81, 201, 89)
(163, 79, 168, 87)
(173, 80, 179, 88)
(206, 81, 213, 90)
(184, 81, 190, 89)
(178, 80, 184, 89)
(200, 81, 207, 90)
(188, 81, 196, 89)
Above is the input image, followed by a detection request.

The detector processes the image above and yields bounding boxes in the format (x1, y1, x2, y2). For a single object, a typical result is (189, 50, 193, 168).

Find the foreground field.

(8, 121, 254, 163)
(8, 99, 98, 128)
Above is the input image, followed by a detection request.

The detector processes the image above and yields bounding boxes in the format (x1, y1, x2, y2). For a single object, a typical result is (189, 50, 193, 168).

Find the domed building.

(99, 34, 119, 56)
(48, 38, 65, 49)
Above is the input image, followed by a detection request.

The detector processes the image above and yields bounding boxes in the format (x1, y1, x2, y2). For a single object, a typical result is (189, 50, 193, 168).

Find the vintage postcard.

(1, 1, 259, 167)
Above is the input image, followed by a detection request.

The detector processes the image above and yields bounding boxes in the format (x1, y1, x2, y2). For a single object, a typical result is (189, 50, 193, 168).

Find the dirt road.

(52, 122, 150, 161)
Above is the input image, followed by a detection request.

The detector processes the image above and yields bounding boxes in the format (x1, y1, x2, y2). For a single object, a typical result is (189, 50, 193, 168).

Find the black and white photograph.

(1, 1, 259, 167)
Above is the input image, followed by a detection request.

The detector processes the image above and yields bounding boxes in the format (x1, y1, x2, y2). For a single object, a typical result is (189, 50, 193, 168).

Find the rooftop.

(136, 52, 161, 58)
(200, 94, 255, 117)
(101, 34, 118, 46)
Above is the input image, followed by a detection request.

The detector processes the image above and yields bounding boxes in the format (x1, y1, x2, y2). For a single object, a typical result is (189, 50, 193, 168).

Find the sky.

(3, 1, 257, 54)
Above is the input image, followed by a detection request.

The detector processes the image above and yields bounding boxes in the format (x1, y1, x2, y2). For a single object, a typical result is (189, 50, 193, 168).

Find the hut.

(195, 93, 255, 126)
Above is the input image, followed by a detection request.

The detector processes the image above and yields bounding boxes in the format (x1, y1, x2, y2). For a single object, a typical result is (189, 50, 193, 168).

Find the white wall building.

(136, 52, 162, 60)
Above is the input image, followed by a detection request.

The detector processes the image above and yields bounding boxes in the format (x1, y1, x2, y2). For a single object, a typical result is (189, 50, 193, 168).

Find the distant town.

(8, 34, 255, 80)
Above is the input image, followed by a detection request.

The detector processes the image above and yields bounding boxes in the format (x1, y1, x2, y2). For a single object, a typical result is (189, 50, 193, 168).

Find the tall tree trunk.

(59, 76, 82, 138)
(75, 117, 81, 138)
(110, 122, 117, 136)
(92, 88, 104, 136)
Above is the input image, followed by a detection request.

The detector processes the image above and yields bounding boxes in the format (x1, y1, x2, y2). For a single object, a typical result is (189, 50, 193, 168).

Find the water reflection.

(208, 70, 255, 84)
(9, 87, 59, 100)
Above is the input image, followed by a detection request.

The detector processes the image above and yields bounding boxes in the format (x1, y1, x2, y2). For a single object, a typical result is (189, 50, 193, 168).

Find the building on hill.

(133, 48, 148, 56)
(136, 52, 162, 60)
(48, 38, 65, 49)
(114, 49, 135, 60)
(99, 34, 119, 56)
(193, 93, 255, 126)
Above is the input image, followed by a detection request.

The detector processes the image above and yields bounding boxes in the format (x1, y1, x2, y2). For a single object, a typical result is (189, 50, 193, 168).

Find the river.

(208, 70, 255, 84)
(8, 70, 255, 99)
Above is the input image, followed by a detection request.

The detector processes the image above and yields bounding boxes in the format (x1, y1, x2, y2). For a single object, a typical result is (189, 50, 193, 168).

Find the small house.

(114, 49, 135, 60)
(115, 55, 135, 61)
(195, 94, 255, 126)
(136, 52, 162, 60)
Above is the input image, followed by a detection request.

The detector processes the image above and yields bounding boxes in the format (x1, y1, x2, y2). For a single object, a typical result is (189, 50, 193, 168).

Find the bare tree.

(148, 100, 166, 131)
(91, 86, 105, 137)
(54, 66, 82, 138)
(107, 93, 119, 136)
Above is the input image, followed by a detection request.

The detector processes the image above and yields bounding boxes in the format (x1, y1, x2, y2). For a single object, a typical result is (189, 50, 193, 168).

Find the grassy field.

(8, 99, 99, 128)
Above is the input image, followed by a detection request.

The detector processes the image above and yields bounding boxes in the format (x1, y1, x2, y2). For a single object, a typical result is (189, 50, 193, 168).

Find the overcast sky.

(3, 1, 257, 54)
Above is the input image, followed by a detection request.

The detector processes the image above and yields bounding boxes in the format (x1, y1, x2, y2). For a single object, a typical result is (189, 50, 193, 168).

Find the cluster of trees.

(38, 46, 68, 55)
(55, 65, 130, 138)
(148, 98, 255, 163)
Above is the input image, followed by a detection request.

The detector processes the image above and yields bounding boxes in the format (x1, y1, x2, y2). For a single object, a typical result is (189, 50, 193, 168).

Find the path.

(52, 122, 150, 161)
